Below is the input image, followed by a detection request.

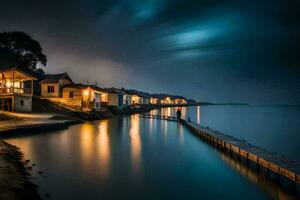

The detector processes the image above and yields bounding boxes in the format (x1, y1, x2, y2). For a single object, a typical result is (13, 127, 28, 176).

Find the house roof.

(40, 73, 72, 83)
(123, 89, 150, 98)
(150, 94, 186, 100)
(63, 83, 88, 89)
(104, 87, 125, 95)
(62, 84, 108, 93)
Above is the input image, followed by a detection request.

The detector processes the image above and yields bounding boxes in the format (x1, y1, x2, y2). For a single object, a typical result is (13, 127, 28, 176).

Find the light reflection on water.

(129, 115, 142, 174)
(218, 151, 297, 200)
(3, 110, 299, 200)
(97, 120, 110, 179)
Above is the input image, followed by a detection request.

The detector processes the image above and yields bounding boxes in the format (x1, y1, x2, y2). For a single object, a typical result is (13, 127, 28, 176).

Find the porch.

(0, 67, 36, 112)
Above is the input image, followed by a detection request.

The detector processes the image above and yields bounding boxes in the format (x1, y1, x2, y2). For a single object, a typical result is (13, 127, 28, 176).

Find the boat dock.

(140, 113, 300, 185)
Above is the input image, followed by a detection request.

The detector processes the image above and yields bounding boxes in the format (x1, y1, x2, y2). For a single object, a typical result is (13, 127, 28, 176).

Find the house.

(150, 97, 158, 104)
(123, 93, 132, 106)
(160, 96, 173, 105)
(0, 66, 36, 112)
(40, 73, 73, 98)
(60, 84, 106, 111)
(130, 94, 142, 105)
(174, 98, 187, 105)
(40, 73, 112, 111)
(104, 88, 123, 107)
(139, 93, 150, 105)
(124, 89, 151, 105)
(105, 88, 133, 108)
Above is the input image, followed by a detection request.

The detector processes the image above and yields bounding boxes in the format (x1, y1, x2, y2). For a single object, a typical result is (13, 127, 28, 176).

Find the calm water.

(155, 105, 300, 162)
(4, 106, 300, 200)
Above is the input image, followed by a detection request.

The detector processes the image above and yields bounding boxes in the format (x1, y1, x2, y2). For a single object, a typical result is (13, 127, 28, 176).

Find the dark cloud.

(0, 0, 299, 104)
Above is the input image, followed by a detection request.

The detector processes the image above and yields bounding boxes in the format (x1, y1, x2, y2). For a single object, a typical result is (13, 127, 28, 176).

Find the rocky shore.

(0, 140, 40, 200)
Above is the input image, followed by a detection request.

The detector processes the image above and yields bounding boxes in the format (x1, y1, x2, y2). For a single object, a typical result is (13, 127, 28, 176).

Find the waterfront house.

(150, 97, 158, 104)
(131, 94, 141, 105)
(105, 88, 124, 108)
(160, 96, 173, 105)
(40, 73, 73, 98)
(105, 88, 133, 108)
(123, 92, 132, 106)
(172, 96, 187, 105)
(174, 98, 187, 105)
(60, 84, 107, 111)
(140, 93, 150, 105)
(124, 89, 150, 105)
(0, 66, 36, 112)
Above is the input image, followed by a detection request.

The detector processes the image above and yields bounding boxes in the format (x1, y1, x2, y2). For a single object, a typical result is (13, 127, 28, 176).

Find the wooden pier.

(140, 113, 178, 122)
(140, 113, 300, 185)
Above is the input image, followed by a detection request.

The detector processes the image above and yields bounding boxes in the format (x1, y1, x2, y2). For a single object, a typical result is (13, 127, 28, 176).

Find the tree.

(0, 31, 47, 77)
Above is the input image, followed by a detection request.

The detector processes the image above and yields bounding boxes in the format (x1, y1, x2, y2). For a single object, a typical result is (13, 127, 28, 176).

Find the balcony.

(0, 87, 32, 96)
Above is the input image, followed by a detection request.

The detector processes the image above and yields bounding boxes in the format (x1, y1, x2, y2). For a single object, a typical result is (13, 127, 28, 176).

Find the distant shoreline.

(199, 103, 300, 107)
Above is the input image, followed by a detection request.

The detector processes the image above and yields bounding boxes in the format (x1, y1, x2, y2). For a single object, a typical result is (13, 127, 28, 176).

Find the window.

(20, 100, 24, 106)
(69, 91, 74, 98)
(47, 86, 55, 93)
(101, 93, 108, 102)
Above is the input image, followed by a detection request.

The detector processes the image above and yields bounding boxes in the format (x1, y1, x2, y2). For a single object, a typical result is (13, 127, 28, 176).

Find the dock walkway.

(140, 113, 300, 184)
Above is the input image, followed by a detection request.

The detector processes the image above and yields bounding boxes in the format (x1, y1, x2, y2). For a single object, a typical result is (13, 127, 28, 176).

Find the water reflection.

(80, 123, 95, 166)
(178, 124, 185, 145)
(219, 152, 298, 200)
(153, 106, 187, 118)
(97, 120, 110, 179)
(129, 115, 142, 173)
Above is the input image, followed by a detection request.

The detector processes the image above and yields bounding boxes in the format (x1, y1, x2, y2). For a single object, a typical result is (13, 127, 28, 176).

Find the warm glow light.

(130, 115, 141, 173)
(101, 93, 108, 102)
(6, 81, 11, 88)
(80, 123, 95, 165)
(83, 89, 89, 96)
(97, 120, 110, 179)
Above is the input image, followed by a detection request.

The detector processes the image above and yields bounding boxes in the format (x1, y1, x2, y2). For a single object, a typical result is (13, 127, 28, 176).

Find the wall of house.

(123, 95, 131, 105)
(143, 98, 149, 104)
(61, 87, 83, 107)
(58, 79, 73, 97)
(94, 93, 101, 110)
(41, 83, 59, 98)
(14, 95, 32, 112)
(138, 97, 143, 104)
(108, 93, 119, 106)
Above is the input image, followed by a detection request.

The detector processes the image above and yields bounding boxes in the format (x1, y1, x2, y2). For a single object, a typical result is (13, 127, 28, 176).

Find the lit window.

(101, 93, 108, 102)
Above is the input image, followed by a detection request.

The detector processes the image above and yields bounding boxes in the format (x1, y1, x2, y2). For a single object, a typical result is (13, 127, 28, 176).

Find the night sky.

(0, 0, 299, 104)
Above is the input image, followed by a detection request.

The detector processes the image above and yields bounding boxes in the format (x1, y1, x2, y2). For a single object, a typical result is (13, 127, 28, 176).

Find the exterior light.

(83, 90, 89, 96)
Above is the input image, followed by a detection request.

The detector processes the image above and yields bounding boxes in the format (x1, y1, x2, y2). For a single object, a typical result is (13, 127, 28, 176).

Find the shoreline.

(0, 140, 41, 200)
